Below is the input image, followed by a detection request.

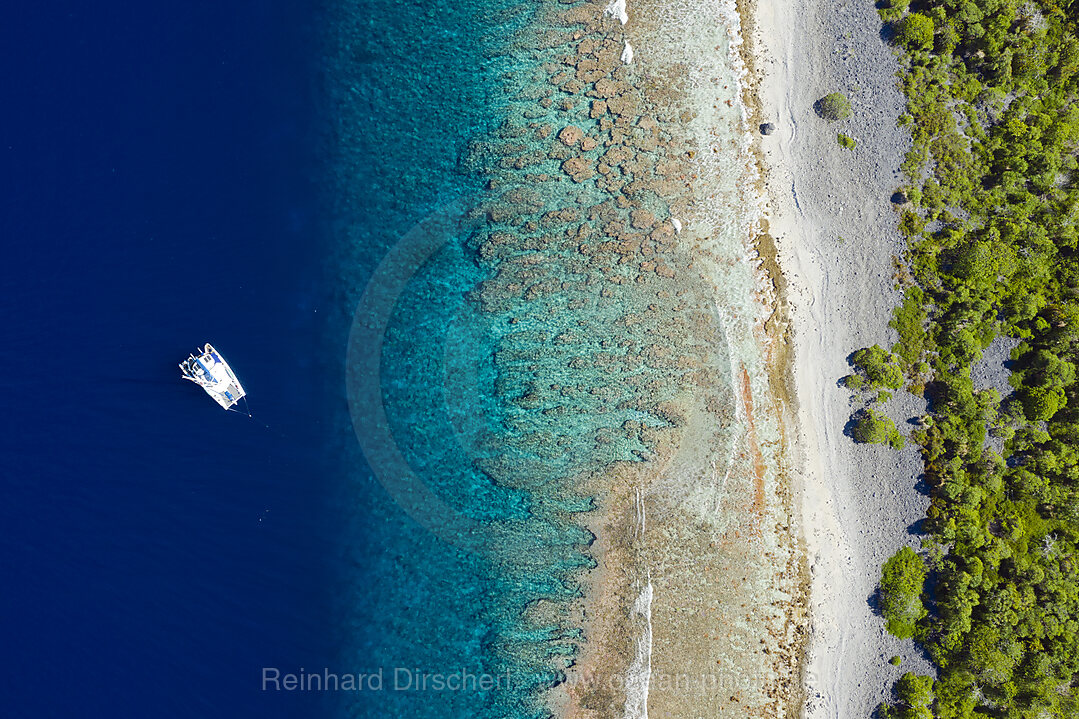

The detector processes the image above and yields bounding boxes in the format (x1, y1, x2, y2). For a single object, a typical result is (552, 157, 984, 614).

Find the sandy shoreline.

(752, 0, 938, 715)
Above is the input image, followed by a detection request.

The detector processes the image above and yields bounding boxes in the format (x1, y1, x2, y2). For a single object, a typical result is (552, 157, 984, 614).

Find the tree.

(816, 92, 853, 121)
(897, 14, 935, 51)
(880, 673, 935, 719)
(1020, 386, 1065, 421)
(852, 409, 906, 449)
(881, 547, 928, 639)
(897, 673, 935, 719)
(851, 345, 905, 389)
(952, 241, 994, 283)
(879, 0, 911, 22)
(1057, 35, 1079, 81)
(1025, 349, 1076, 389)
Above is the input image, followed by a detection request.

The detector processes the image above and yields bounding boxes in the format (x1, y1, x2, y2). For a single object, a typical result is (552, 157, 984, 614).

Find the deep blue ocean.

(2, 2, 591, 718)
(1, 3, 337, 716)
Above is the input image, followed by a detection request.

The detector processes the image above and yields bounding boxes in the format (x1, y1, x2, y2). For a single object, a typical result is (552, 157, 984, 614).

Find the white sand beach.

(754, 0, 936, 714)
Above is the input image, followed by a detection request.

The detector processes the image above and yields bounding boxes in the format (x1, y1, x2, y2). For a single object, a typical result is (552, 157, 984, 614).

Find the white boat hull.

(180, 343, 246, 410)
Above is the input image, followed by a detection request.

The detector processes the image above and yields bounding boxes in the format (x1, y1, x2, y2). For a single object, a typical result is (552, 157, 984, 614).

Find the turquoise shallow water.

(323, 0, 741, 715)
(323, 1, 591, 716)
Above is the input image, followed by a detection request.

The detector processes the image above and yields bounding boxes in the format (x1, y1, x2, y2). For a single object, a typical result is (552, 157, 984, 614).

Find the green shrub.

(816, 92, 853, 121)
(897, 210, 925, 237)
(896, 14, 934, 51)
(852, 408, 905, 449)
(842, 374, 866, 390)
(890, 655, 903, 666)
(890, 288, 927, 365)
(879, 0, 910, 23)
(838, 133, 857, 150)
(851, 345, 905, 389)
(880, 547, 928, 639)
(881, 673, 935, 719)
(951, 241, 1000, 285)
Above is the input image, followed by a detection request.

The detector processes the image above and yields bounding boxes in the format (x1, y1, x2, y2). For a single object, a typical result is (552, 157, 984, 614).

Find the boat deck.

(181, 343, 246, 410)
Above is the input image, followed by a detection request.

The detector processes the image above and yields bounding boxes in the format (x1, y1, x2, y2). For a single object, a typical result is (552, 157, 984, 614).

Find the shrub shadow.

(913, 473, 931, 496)
(843, 412, 862, 441)
(867, 586, 883, 618)
(879, 22, 897, 45)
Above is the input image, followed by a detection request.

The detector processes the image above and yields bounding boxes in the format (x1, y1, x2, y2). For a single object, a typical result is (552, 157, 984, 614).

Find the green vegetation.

(896, 13, 935, 51)
(880, 547, 928, 639)
(879, 0, 911, 23)
(890, 654, 903, 666)
(1019, 384, 1065, 420)
(816, 91, 853, 120)
(857, 0, 1079, 715)
(845, 345, 906, 446)
(881, 673, 935, 719)
(838, 132, 857, 149)
(852, 408, 905, 449)
(849, 344, 905, 389)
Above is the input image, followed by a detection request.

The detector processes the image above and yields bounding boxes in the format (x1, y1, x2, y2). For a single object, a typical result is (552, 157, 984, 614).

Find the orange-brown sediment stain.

(740, 365, 766, 533)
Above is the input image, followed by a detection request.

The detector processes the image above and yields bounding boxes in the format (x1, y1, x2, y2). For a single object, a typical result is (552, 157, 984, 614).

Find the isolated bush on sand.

(815, 92, 852, 121)
(849, 344, 904, 390)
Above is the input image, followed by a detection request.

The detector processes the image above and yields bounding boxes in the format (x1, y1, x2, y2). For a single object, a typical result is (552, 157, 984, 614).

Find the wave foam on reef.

(623, 581, 653, 719)
(605, 0, 629, 24)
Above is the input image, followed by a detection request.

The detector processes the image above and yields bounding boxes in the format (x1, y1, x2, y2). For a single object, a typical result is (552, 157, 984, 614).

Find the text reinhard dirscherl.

(261, 667, 511, 692)
(262, 667, 729, 693)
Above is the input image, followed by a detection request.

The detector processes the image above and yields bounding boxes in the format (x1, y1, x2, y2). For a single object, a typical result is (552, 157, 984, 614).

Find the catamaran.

(180, 343, 247, 411)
